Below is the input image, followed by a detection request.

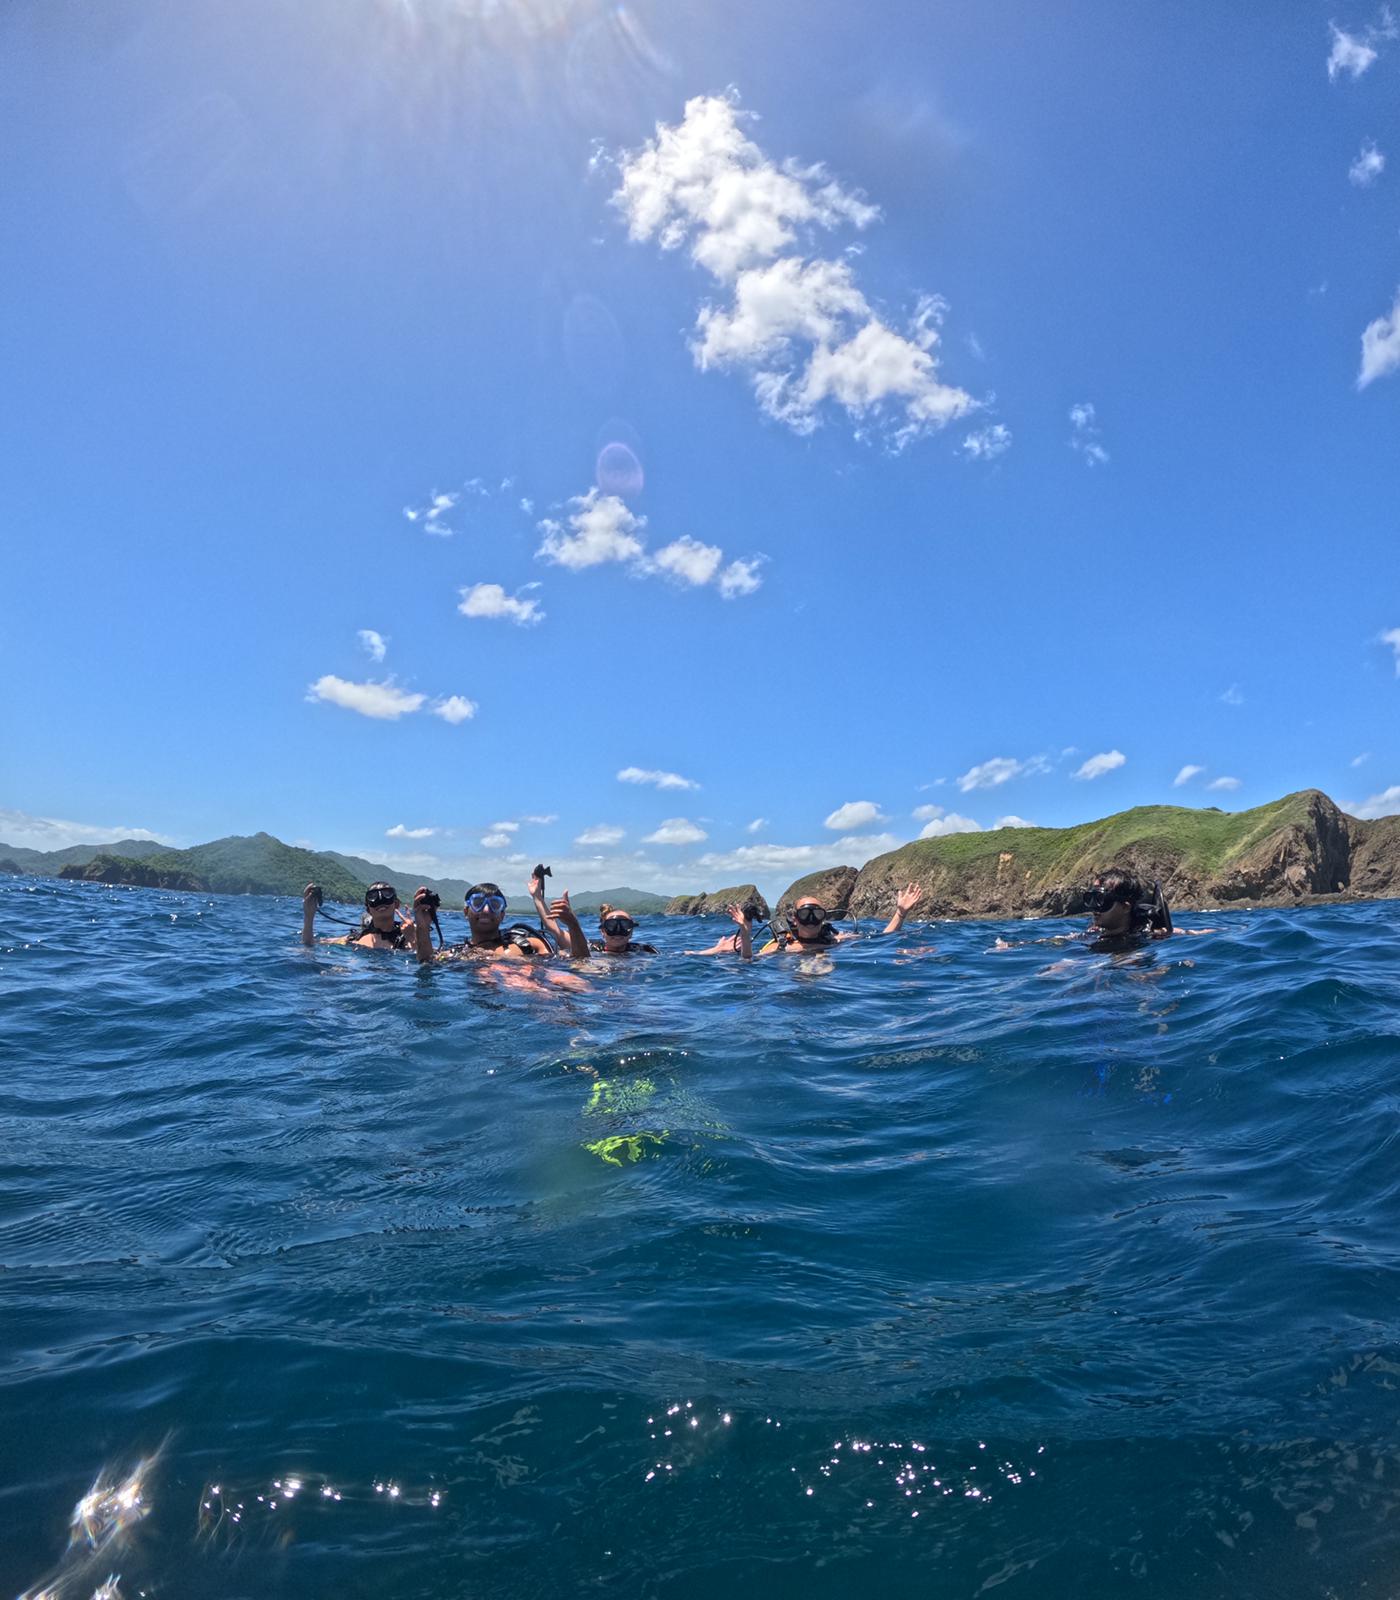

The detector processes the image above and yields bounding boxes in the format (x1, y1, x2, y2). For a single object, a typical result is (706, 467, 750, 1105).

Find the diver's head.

(364, 881, 400, 930)
(600, 909, 635, 952)
(791, 896, 829, 942)
(1085, 868, 1143, 936)
(464, 882, 507, 937)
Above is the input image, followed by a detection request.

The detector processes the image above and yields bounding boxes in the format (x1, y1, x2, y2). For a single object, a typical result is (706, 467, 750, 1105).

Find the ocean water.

(4, 879, 1400, 1599)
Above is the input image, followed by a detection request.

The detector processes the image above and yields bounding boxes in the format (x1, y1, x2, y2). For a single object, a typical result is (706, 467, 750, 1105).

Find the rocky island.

(826, 790, 1395, 921)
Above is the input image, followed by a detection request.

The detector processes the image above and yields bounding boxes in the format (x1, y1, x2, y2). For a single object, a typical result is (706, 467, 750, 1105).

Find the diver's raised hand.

(726, 902, 748, 927)
(896, 882, 921, 916)
(304, 883, 323, 909)
(550, 892, 580, 927)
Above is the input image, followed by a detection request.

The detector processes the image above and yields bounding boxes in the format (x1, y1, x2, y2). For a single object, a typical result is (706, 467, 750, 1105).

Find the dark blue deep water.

(5, 878, 1400, 1599)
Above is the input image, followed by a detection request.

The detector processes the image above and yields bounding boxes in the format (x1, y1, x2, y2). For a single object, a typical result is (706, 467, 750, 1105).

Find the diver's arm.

(530, 871, 566, 942)
(301, 884, 320, 946)
(725, 904, 753, 961)
(411, 892, 436, 964)
(551, 893, 590, 959)
(882, 881, 922, 935)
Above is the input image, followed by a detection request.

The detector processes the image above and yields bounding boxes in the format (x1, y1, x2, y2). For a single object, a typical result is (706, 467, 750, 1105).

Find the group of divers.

(300, 865, 1203, 977)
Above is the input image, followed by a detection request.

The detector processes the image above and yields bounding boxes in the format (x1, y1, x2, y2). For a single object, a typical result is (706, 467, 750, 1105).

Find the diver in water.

(415, 880, 588, 963)
(991, 867, 1208, 952)
(757, 882, 923, 956)
(300, 881, 415, 950)
(588, 905, 658, 957)
(1084, 869, 1174, 946)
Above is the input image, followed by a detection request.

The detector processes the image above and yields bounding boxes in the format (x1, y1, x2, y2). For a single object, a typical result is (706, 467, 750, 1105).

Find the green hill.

(842, 789, 1359, 920)
(0, 837, 170, 875)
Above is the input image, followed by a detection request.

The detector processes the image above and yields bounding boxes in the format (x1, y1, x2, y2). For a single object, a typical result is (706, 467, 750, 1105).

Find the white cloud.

(618, 766, 700, 790)
(433, 695, 478, 725)
(612, 93, 974, 446)
(746, 818, 768, 833)
(1207, 776, 1242, 792)
(694, 841, 833, 876)
(1068, 402, 1109, 466)
(1173, 764, 1205, 787)
(911, 804, 943, 823)
(960, 423, 1012, 461)
(1352, 753, 1372, 767)
(1350, 140, 1386, 186)
(537, 488, 647, 571)
(993, 815, 1036, 829)
(1219, 683, 1245, 706)
(694, 832, 892, 875)
(538, 488, 763, 599)
(956, 755, 1049, 792)
(651, 536, 724, 588)
(387, 824, 436, 839)
(1350, 784, 1400, 819)
(0, 808, 176, 853)
(357, 629, 387, 663)
(521, 814, 558, 825)
(1073, 749, 1126, 781)
(519, 497, 534, 514)
(824, 799, 886, 831)
(576, 824, 626, 846)
(1328, 19, 1383, 79)
(403, 490, 460, 537)
(488, 821, 519, 835)
(308, 675, 426, 721)
(1383, 628, 1400, 672)
(1359, 289, 1400, 388)
(717, 557, 765, 599)
(835, 831, 901, 856)
(643, 817, 709, 845)
(919, 811, 981, 838)
(481, 830, 515, 848)
(457, 583, 544, 626)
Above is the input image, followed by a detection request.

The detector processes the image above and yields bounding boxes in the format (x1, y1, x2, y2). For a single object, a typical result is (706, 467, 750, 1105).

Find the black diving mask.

(792, 905, 827, 926)
(365, 885, 398, 908)
(1083, 886, 1130, 915)
(602, 917, 635, 937)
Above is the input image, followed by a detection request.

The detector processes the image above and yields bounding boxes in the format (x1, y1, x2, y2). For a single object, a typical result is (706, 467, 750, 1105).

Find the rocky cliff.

(60, 854, 209, 892)
(776, 791, 1399, 923)
(664, 883, 770, 918)
(775, 866, 858, 918)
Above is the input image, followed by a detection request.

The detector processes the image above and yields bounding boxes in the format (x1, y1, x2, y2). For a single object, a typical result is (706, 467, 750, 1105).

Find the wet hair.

(1095, 868, 1142, 905)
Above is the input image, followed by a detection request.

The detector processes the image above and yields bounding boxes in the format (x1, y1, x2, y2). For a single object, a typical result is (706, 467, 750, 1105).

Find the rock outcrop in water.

(60, 854, 209, 892)
(776, 791, 1400, 922)
(664, 883, 769, 918)
(774, 866, 858, 918)
(0, 859, 22, 876)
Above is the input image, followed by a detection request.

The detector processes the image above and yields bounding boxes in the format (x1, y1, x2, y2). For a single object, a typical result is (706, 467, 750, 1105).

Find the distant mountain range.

(1, 830, 670, 915)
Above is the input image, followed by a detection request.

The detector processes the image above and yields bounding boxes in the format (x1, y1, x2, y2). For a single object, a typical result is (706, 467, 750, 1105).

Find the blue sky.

(4, 0, 1399, 901)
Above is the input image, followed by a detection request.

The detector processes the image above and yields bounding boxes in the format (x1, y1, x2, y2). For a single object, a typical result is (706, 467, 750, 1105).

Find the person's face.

(365, 889, 399, 929)
(1092, 897, 1134, 936)
(601, 913, 634, 951)
(792, 899, 826, 940)
(465, 891, 506, 935)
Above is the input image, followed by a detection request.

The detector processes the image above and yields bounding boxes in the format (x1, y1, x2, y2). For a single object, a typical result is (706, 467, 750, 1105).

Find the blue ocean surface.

(4, 878, 1400, 1598)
